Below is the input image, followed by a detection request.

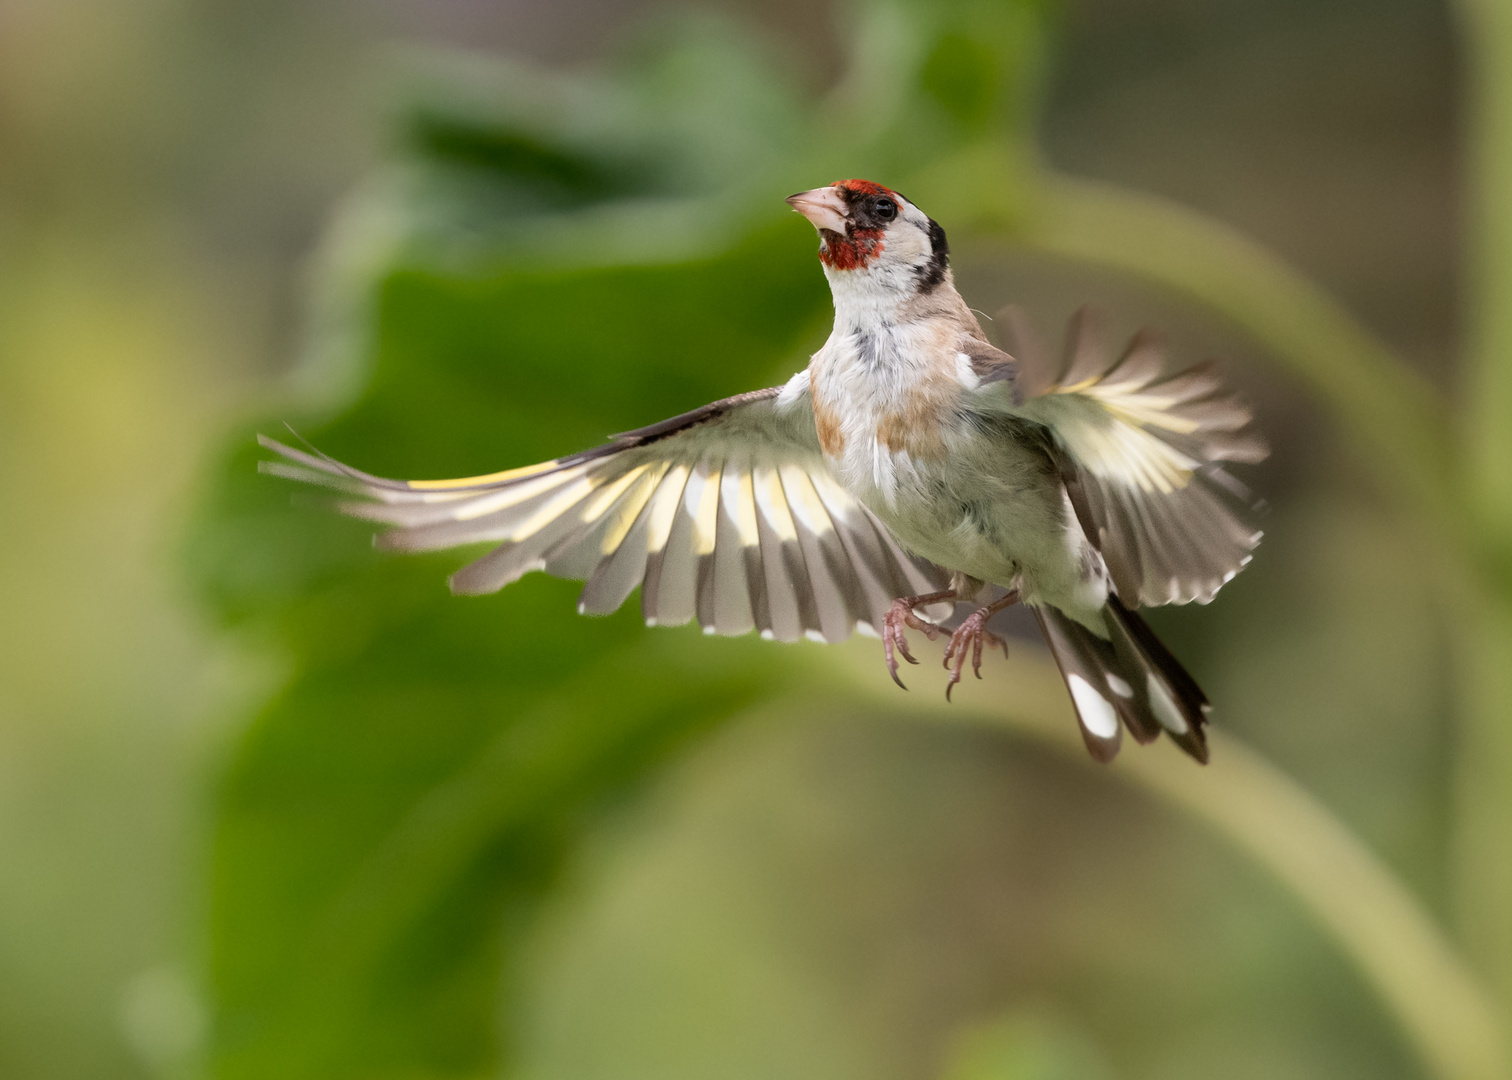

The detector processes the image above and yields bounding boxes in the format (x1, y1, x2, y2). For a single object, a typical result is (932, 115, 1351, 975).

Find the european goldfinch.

(261, 179, 1265, 763)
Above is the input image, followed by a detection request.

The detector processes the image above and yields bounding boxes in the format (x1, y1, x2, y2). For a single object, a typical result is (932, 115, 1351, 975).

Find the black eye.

(873, 197, 897, 221)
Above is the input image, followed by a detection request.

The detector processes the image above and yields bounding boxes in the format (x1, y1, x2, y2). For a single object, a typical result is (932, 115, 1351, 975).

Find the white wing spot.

(723, 467, 760, 547)
(753, 465, 798, 542)
(598, 464, 665, 554)
(779, 465, 836, 536)
(504, 475, 598, 540)
(645, 465, 690, 554)
(579, 465, 648, 524)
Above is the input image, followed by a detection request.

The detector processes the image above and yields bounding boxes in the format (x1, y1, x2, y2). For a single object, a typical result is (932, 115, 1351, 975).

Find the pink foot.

(942, 594, 1018, 701)
(881, 592, 953, 690)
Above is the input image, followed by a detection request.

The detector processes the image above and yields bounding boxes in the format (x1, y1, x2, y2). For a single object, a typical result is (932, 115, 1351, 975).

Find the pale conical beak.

(786, 186, 849, 233)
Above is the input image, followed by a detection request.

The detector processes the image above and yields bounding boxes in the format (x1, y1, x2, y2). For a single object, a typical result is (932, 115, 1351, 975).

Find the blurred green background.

(4, 0, 1507, 1078)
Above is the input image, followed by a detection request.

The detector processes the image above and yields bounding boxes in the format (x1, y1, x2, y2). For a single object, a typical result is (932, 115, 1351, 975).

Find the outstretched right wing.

(260, 378, 948, 643)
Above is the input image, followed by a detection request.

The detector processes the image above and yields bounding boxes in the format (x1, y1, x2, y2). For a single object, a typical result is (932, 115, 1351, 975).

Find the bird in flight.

(261, 179, 1265, 763)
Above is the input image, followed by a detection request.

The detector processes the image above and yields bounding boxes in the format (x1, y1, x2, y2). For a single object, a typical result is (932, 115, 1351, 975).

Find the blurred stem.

(831, 645, 1509, 1080)
(1458, 0, 1512, 539)
(1123, 733, 1507, 1080)
(1006, 173, 1462, 544)
(991, 161, 1512, 1058)
(939, 145, 1512, 1070)
(1452, 0, 1512, 1024)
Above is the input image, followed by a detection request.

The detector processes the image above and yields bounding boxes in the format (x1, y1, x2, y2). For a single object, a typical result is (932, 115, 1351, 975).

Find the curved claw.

(942, 607, 1009, 702)
(882, 610, 911, 690)
(881, 594, 952, 692)
(884, 632, 909, 690)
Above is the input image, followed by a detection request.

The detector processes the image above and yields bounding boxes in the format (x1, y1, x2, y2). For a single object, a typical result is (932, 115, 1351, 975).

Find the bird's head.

(785, 179, 949, 295)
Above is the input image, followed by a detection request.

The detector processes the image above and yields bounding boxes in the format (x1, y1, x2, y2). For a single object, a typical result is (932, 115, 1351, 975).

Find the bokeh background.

(2, 0, 1503, 1078)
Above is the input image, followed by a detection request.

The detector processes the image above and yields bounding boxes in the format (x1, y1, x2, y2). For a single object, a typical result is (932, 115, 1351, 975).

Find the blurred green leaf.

(921, 32, 1004, 129)
(185, 2, 1509, 1079)
(938, 1011, 1112, 1080)
(195, 223, 833, 1076)
(186, 7, 1044, 1075)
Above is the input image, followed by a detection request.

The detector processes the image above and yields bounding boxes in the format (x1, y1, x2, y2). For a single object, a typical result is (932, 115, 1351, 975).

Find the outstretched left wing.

(260, 381, 948, 643)
(985, 308, 1267, 608)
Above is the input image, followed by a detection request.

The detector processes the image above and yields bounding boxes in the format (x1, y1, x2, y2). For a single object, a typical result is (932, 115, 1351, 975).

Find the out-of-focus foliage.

(20, 2, 1509, 1080)
(168, 2, 1508, 1080)
(185, 4, 1058, 1076)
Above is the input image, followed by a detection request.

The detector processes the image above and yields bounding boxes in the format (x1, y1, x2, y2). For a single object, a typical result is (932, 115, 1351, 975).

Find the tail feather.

(1032, 607, 1133, 763)
(1034, 599, 1210, 764)
(1104, 595, 1210, 762)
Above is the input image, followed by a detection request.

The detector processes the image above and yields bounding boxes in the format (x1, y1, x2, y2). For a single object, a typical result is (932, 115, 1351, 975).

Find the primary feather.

(1002, 306, 1266, 607)
(258, 382, 949, 644)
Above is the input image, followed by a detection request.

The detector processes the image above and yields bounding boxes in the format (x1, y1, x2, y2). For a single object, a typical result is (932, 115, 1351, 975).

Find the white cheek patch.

(889, 233, 928, 264)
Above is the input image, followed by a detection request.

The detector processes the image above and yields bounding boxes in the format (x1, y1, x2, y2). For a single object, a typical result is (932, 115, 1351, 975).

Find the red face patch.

(817, 180, 896, 270)
(835, 178, 895, 198)
(818, 228, 884, 270)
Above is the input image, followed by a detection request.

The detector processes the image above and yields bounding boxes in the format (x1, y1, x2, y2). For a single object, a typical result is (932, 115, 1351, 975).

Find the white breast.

(807, 328, 1108, 620)
(809, 325, 933, 502)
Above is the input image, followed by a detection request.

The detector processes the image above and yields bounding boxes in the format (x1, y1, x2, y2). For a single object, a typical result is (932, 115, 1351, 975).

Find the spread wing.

(259, 380, 948, 642)
(998, 307, 1267, 607)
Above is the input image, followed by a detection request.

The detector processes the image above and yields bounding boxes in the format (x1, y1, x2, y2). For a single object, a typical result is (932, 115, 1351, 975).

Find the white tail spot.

(1068, 674, 1119, 738)
(1146, 673, 1188, 734)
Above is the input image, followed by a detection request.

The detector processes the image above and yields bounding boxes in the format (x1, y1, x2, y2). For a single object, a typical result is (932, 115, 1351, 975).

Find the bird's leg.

(882, 589, 957, 690)
(943, 590, 1020, 701)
